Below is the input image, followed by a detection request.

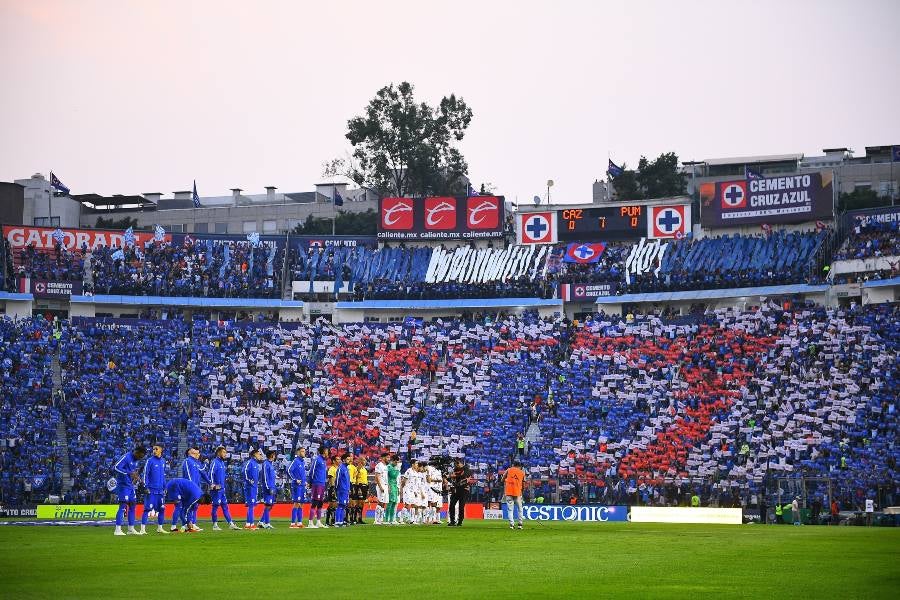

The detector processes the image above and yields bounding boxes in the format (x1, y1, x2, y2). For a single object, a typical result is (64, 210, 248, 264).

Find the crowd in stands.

(89, 239, 283, 298)
(0, 239, 14, 292)
(1, 302, 895, 513)
(13, 243, 85, 284)
(835, 219, 900, 261)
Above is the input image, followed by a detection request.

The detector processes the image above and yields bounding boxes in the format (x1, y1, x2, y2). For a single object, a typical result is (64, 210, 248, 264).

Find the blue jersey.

(181, 456, 211, 486)
(244, 458, 261, 486)
(288, 457, 307, 485)
(209, 457, 228, 488)
(165, 478, 202, 504)
(336, 463, 351, 494)
(142, 455, 166, 493)
(310, 455, 328, 485)
(113, 451, 140, 487)
(261, 460, 277, 492)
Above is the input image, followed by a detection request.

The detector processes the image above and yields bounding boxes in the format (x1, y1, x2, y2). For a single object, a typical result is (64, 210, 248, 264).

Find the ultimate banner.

(700, 171, 834, 227)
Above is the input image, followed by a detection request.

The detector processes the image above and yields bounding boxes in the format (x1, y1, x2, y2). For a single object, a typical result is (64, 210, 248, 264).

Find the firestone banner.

(503, 504, 629, 522)
(378, 196, 506, 240)
(700, 171, 834, 227)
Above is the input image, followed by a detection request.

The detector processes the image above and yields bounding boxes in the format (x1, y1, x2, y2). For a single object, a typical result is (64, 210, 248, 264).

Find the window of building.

(168, 224, 185, 233)
(242, 221, 257, 233)
(262, 220, 277, 233)
(33, 217, 61, 227)
(194, 222, 209, 233)
(215, 222, 228, 234)
(854, 183, 872, 191)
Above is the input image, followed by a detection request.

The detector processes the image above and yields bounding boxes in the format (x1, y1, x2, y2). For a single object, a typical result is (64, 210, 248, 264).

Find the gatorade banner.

(700, 171, 834, 227)
(3, 225, 170, 251)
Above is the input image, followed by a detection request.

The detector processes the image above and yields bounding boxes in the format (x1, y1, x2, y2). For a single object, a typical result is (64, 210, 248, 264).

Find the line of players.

(109, 443, 453, 535)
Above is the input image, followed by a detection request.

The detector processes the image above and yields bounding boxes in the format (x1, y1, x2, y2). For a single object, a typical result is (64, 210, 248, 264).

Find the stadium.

(1, 2, 899, 599)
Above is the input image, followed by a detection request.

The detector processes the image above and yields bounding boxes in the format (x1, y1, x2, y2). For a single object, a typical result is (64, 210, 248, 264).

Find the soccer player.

(180, 446, 211, 531)
(307, 446, 328, 528)
(400, 461, 422, 524)
(385, 454, 401, 525)
(209, 445, 240, 530)
(288, 447, 308, 529)
(334, 453, 352, 527)
(325, 455, 338, 527)
(373, 453, 389, 525)
(425, 459, 445, 525)
(259, 450, 278, 529)
(113, 445, 146, 536)
(353, 455, 368, 525)
(164, 477, 203, 533)
(140, 444, 167, 534)
(501, 459, 526, 530)
(243, 447, 263, 530)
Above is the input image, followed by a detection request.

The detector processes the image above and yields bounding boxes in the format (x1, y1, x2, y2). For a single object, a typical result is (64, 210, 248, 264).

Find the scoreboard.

(557, 206, 647, 241)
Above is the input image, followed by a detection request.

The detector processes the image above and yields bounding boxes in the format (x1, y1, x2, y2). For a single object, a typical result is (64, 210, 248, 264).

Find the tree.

(325, 82, 473, 197)
(291, 209, 378, 236)
(838, 188, 888, 212)
(610, 152, 687, 200)
(95, 216, 138, 230)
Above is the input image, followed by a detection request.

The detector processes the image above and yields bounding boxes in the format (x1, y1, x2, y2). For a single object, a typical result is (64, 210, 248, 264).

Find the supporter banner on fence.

(503, 504, 628, 522)
(171, 232, 285, 252)
(424, 244, 548, 284)
(295, 236, 377, 249)
(844, 205, 900, 229)
(37, 504, 119, 520)
(624, 238, 668, 285)
(18, 278, 83, 298)
(0, 505, 37, 517)
(630, 506, 742, 524)
(378, 196, 505, 240)
(700, 171, 834, 227)
(2, 225, 170, 251)
(559, 282, 617, 301)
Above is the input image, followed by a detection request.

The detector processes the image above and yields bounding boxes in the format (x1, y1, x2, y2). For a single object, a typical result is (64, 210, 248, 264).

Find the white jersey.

(426, 466, 443, 502)
(374, 462, 388, 502)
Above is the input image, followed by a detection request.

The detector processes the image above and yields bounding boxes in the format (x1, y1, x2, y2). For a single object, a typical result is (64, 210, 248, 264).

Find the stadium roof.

(73, 193, 157, 209)
(336, 298, 563, 310)
(0, 292, 33, 301)
(595, 284, 829, 304)
(698, 154, 803, 166)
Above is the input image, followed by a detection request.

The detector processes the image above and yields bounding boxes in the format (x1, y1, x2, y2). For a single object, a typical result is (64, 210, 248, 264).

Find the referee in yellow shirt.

(352, 456, 369, 524)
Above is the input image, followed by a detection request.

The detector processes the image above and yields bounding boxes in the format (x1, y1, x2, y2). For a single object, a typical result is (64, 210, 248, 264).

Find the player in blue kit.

(179, 446, 210, 531)
(209, 445, 240, 530)
(334, 453, 352, 527)
(112, 445, 146, 536)
(259, 450, 278, 529)
(307, 446, 328, 528)
(139, 444, 168, 534)
(243, 447, 263, 530)
(288, 447, 308, 528)
(165, 478, 203, 533)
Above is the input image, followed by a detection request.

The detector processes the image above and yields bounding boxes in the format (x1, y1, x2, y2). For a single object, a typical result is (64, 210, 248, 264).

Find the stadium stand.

(835, 219, 900, 260)
(1, 302, 895, 510)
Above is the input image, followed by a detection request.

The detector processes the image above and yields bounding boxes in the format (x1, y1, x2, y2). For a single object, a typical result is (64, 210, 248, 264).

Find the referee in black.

(448, 458, 472, 527)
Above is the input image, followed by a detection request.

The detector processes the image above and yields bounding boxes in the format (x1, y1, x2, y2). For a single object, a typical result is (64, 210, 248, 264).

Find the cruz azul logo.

(720, 181, 747, 209)
(380, 198, 414, 229)
(466, 196, 500, 229)
(424, 197, 457, 230)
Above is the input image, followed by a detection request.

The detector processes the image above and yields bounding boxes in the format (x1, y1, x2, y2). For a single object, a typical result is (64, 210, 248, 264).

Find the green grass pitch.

(0, 520, 897, 599)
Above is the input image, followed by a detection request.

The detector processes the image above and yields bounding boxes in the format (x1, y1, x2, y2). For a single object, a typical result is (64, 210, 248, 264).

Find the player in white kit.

(425, 461, 445, 525)
(373, 452, 389, 525)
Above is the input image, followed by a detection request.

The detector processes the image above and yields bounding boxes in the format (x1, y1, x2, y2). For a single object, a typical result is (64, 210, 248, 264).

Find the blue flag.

(745, 165, 763, 179)
(123, 227, 136, 246)
(51, 228, 65, 244)
(247, 232, 260, 247)
(333, 186, 344, 206)
(154, 224, 166, 241)
(607, 159, 624, 178)
(892, 146, 900, 162)
(111, 249, 125, 261)
(192, 180, 201, 208)
(50, 172, 70, 195)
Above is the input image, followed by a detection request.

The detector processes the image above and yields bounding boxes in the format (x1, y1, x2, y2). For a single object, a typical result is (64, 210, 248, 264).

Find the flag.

(815, 220, 828, 230)
(333, 188, 344, 207)
(745, 165, 763, 179)
(607, 159, 624, 178)
(123, 227, 136, 246)
(892, 146, 900, 162)
(247, 232, 260, 247)
(563, 242, 606, 264)
(192, 180, 201, 208)
(111, 249, 125, 261)
(50, 172, 70, 195)
(760, 223, 772, 234)
(51, 228, 65, 244)
(154, 224, 166, 242)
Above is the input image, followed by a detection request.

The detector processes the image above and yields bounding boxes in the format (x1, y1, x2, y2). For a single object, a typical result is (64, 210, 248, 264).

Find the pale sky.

(1, 0, 898, 205)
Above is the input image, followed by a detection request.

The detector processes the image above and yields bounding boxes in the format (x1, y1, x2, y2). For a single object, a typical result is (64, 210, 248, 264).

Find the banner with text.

(560, 282, 617, 301)
(3, 225, 171, 251)
(700, 171, 834, 227)
(378, 196, 506, 240)
(503, 504, 629, 522)
(18, 278, 83, 298)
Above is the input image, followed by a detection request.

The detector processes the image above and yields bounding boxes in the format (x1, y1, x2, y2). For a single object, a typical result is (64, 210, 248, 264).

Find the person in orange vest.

(501, 460, 526, 530)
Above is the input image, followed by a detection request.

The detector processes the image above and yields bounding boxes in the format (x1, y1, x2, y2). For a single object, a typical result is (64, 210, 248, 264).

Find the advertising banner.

(378, 196, 506, 240)
(504, 504, 628, 522)
(19, 279, 83, 298)
(559, 282, 617, 301)
(295, 236, 377, 250)
(0, 505, 37, 517)
(630, 506, 742, 524)
(700, 171, 834, 227)
(3, 225, 171, 251)
(648, 204, 691, 239)
(844, 205, 900, 229)
(37, 505, 120, 520)
(519, 211, 558, 244)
